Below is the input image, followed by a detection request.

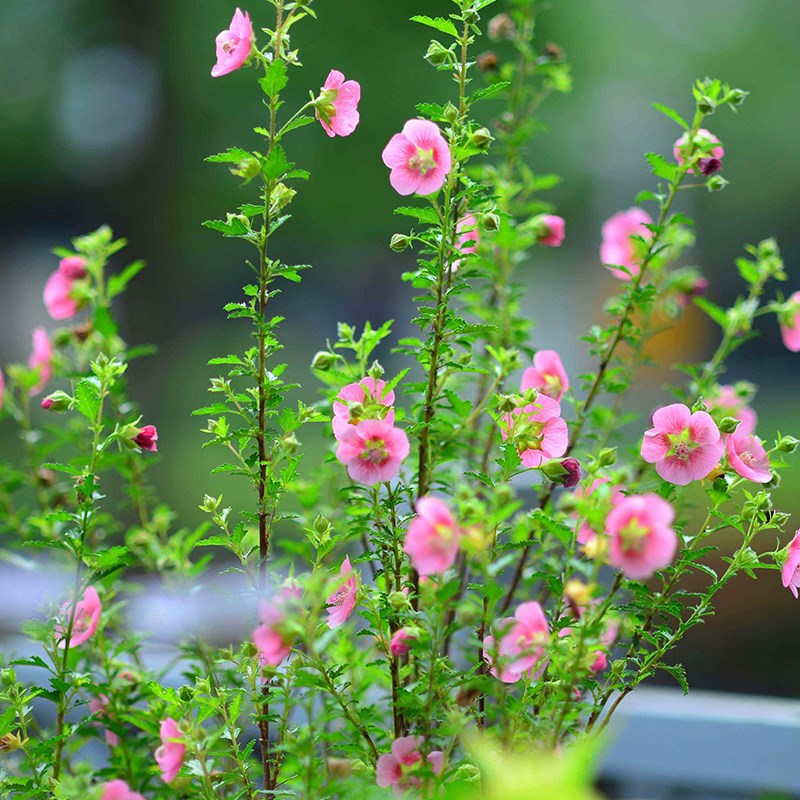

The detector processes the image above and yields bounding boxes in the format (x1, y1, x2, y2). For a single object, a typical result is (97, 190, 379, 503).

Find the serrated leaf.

(263, 145, 290, 181)
(646, 152, 677, 182)
(205, 147, 252, 165)
(467, 81, 511, 105)
(259, 59, 288, 99)
(74, 378, 101, 423)
(410, 14, 459, 37)
(394, 206, 440, 225)
(693, 296, 728, 327)
(652, 102, 688, 129)
(107, 260, 146, 299)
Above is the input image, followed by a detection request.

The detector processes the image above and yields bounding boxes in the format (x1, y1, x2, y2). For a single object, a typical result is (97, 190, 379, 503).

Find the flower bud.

(477, 51, 499, 72)
(1, 668, 17, 688)
(425, 40, 451, 67)
(132, 424, 158, 453)
(488, 12, 516, 41)
(390, 627, 418, 657)
(481, 212, 500, 232)
(541, 458, 581, 487)
(388, 591, 410, 612)
(313, 514, 331, 535)
(368, 360, 385, 380)
(725, 88, 748, 108)
(496, 393, 518, 414)
(698, 95, 716, 114)
(777, 435, 800, 454)
(706, 175, 729, 192)
(231, 156, 261, 181)
(598, 447, 617, 467)
(389, 233, 412, 252)
(281, 432, 300, 454)
(698, 157, 722, 176)
(179, 686, 194, 702)
(40, 390, 71, 412)
(310, 351, 337, 372)
(200, 494, 222, 513)
(444, 103, 459, 124)
(0, 732, 26, 753)
(469, 127, 494, 149)
(718, 416, 741, 434)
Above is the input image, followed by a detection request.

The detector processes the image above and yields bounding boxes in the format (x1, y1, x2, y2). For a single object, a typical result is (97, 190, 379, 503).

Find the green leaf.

(394, 206, 440, 225)
(693, 296, 728, 327)
(652, 102, 688, 129)
(281, 115, 315, 136)
(657, 662, 689, 694)
(107, 260, 146, 299)
(410, 14, 459, 37)
(93, 306, 118, 338)
(205, 147, 252, 165)
(74, 378, 101, 423)
(467, 81, 511, 105)
(416, 102, 447, 121)
(259, 59, 288, 99)
(646, 152, 678, 182)
(263, 145, 290, 181)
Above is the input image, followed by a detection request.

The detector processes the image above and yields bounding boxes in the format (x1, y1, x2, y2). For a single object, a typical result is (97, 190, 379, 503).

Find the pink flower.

(708, 385, 757, 436)
(211, 8, 253, 78)
(253, 583, 301, 666)
(381, 119, 452, 196)
(591, 621, 618, 673)
(89, 695, 120, 747)
(483, 601, 549, 684)
(600, 207, 653, 280)
(404, 496, 461, 576)
(779, 291, 800, 353)
(43, 256, 88, 320)
(537, 214, 565, 247)
(132, 425, 158, 452)
(332, 377, 395, 441)
(376, 736, 444, 795)
(326, 556, 358, 628)
(501, 394, 568, 468)
(56, 585, 101, 648)
(521, 350, 569, 401)
(58, 256, 88, 280)
(0, 370, 5, 412)
(606, 494, 677, 580)
(335, 418, 409, 485)
(640, 403, 723, 485)
(316, 70, 360, 138)
(451, 213, 479, 272)
(673, 128, 724, 173)
(28, 327, 52, 396)
(390, 627, 416, 657)
(575, 478, 626, 545)
(780, 531, 800, 599)
(100, 780, 145, 800)
(155, 717, 185, 783)
(725, 432, 771, 483)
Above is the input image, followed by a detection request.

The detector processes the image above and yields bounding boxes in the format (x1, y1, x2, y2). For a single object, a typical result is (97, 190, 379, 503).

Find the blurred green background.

(1, 0, 798, 696)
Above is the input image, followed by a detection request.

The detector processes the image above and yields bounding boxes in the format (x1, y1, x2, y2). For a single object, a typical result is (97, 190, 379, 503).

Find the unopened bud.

(725, 88, 748, 108)
(488, 13, 516, 41)
(496, 393, 517, 414)
(598, 447, 617, 467)
(477, 51, 499, 72)
(444, 103, 459, 124)
(425, 40, 451, 67)
(313, 514, 331, 535)
(718, 416, 741, 434)
(310, 351, 337, 371)
(390, 233, 412, 252)
(706, 175, 729, 192)
(281, 432, 300, 453)
(481, 212, 500, 232)
(40, 390, 71, 413)
(470, 127, 494, 149)
(698, 157, 722, 176)
(1, 668, 16, 688)
(0, 732, 26, 753)
(698, 95, 716, 114)
(388, 591, 410, 612)
(777, 435, 800, 454)
(231, 156, 261, 181)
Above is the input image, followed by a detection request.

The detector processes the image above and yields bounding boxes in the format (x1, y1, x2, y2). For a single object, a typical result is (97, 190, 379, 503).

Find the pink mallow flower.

(390, 627, 417, 657)
(726, 432, 771, 484)
(44, 256, 88, 320)
(521, 350, 569, 401)
(501, 394, 568, 468)
(332, 377, 395, 441)
(600, 207, 653, 280)
(132, 425, 158, 452)
(640, 403, 723, 485)
(779, 291, 800, 353)
(0, 370, 5, 412)
(381, 119, 452, 196)
(575, 478, 626, 545)
(155, 717, 186, 784)
(606, 494, 677, 580)
(451, 213, 479, 272)
(211, 8, 253, 78)
(708, 385, 757, 436)
(315, 70, 361, 138)
(28, 327, 53, 396)
(781, 531, 800, 599)
(100, 780, 145, 800)
(483, 601, 549, 684)
(335, 418, 409, 485)
(89, 695, 120, 747)
(673, 128, 724, 173)
(56, 585, 101, 648)
(404, 496, 461, 576)
(376, 736, 444, 795)
(326, 556, 358, 628)
(537, 214, 565, 247)
(253, 586, 300, 667)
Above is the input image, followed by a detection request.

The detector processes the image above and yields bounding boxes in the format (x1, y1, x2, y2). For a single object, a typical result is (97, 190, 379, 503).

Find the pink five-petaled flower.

(315, 70, 361, 138)
(606, 494, 678, 581)
(253, 585, 301, 667)
(483, 601, 549, 684)
(575, 478, 626, 545)
(779, 291, 800, 353)
(43, 257, 88, 320)
(673, 128, 724, 173)
(326, 556, 358, 629)
(451, 213, 479, 272)
(640, 403, 723, 486)
(28, 327, 53, 396)
(335, 418, 410, 485)
(708, 385, 757, 436)
(332, 377, 395, 442)
(132, 425, 158, 452)
(376, 736, 444, 795)
(56, 585, 101, 648)
(100, 780, 145, 800)
(600, 207, 653, 280)
(390, 627, 417, 657)
(725, 432, 771, 484)
(537, 214, 565, 247)
(501, 394, 568, 468)
(521, 349, 569, 401)
(155, 717, 186, 784)
(89, 695, 120, 747)
(211, 8, 253, 78)
(780, 531, 800, 599)
(381, 119, 452, 196)
(404, 496, 461, 576)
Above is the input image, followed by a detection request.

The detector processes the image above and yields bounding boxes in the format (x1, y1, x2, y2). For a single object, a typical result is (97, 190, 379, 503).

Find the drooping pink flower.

(132, 425, 158, 452)
(779, 291, 800, 353)
(521, 350, 569, 401)
(100, 780, 145, 800)
(575, 478, 626, 545)
(606, 494, 677, 580)
(28, 327, 53, 396)
(483, 601, 549, 684)
(390, 627, 416, 657)
(640, 403, 723, 485)
(253, 598, 295, 667)
(780, 531, 800, 599)
(155, 717, 186, 784)
(44, 272, 78, 320)
(537, 214, 565, 247)
(725, 432, 771, 483)
(381, 119, 452, 196)
(558, 458, 581, 488)
(708, 385, 757, 436)
(501, 394, 568, 468)
(56, 585, 101, 648)
(451, 213, 479, 272)
(376, 736, 444, 794)
(0, 370, 5, 412)
(58, 256, 88, 280)
(673, 128, 724, 173)
(335, 418, 409, 485)
(316, 70, 361, 138)
(332, 377, 395, 441)
(404, 496, 461, 576)
(211, 8, 253, 78)
(89, 695, 120, 747)
(326, 556, 358, 628)
(600, 207, 653, 280)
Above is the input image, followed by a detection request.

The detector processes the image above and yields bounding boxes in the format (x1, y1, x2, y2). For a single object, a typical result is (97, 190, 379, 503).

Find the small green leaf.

(646, 152, 678, 182)
(652, 102, 688, 129)
(74, 378, 101, 423)
(467, 81, 511, 105)
(410, 14, 459, 38)
(394, 206, 440, 225)
(259, 59, 288, 99)
(107, 260, 145, 299)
